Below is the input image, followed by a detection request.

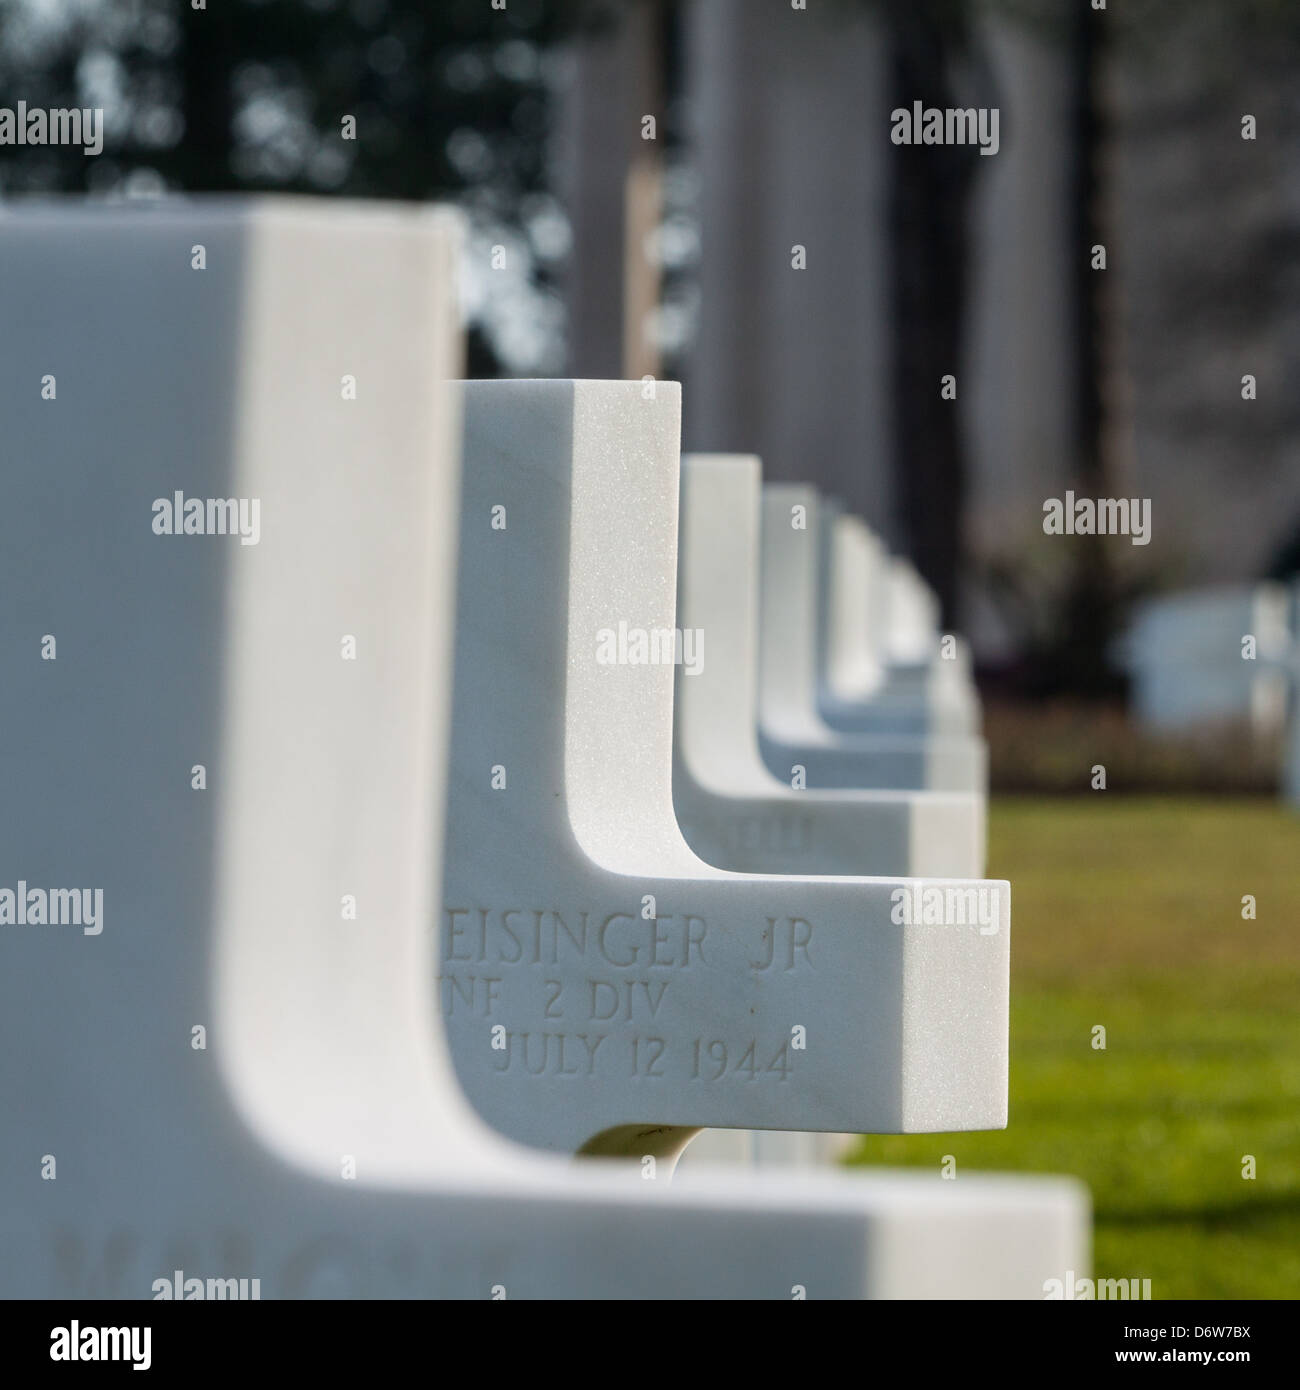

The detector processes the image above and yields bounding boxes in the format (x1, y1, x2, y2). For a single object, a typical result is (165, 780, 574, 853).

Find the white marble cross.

(758, 485, 987, 791)
(439, 382, 1008, 1158)
(0, 199, 1033, 1299)
(817, 505, 981, 737)
(673, 454, 985, 878)
(0, 199, 1087, 1301)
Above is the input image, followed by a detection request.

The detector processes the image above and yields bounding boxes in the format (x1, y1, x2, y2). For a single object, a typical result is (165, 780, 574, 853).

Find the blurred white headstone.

(817, 506, 981, 737)
(1121, 585, 1290, 736)
(759, 485, 988, 792)
(674, 455, 985, 878)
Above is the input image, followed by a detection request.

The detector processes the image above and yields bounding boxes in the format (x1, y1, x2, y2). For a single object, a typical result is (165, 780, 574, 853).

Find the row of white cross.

(0, 200, 1086, 1298)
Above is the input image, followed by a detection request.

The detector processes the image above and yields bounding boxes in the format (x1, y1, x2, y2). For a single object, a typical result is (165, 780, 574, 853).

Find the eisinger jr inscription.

(440, 907, 815, 1084)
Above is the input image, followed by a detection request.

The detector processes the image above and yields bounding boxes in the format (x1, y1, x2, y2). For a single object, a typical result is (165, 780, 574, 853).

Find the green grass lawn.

(845, 796, 1300, 1299)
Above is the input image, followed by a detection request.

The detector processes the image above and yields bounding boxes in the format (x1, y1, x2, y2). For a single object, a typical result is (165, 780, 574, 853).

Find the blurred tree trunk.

(180, 3, 238, 191)
(883, 2, 980, 628)
(1059, 2, 1125, 697)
